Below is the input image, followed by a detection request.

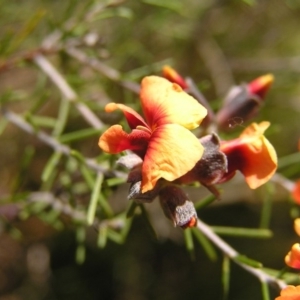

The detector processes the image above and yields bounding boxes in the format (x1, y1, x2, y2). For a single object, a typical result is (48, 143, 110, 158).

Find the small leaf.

(212, 226, 272, 239)
(222, 255, 230, 300)
(194, 194, 217, 210)
(184, 228, 195, 260)
(191, 227, 217, 261)
(261, 280, 270, 300)
(42, 152, 63, 182)
(87, 172, 104, 225)
(234, 255, 262, 268)
(97, 226, 108, 248)
(106, 177, 126, 187)
(76, 244, 86, 265)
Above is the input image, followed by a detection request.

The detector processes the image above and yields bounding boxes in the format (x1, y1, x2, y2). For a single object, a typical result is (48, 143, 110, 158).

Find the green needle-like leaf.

(87, 172, 104, 225)
(76, 244, 86, 265)
(53, 99, 70, 137)
(234, 255, 262, 268)
(191, 227, 217, 261)
(106, 177, 127, 187)
(59, 128, 102, 143)
(212, 227, 273, 239)
(184, 228, 195, 260)
(0, 118, 8, 136)
(261, 280, 270, 300)
(97, 225, 108, 248)
(222, 255, 230, 300)
(194, 194, 217, 210)
(42, 151, 63, 182)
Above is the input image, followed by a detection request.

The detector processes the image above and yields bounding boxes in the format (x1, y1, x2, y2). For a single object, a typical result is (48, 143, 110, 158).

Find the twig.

(185, 77, 216, 128)
(196, 218, 287, 290)
(197, 36, 234, 97)
(229, 56, 300, 73)
(33, 54, 104, 129)
(271, 173, 295, 192)
(65, 47, 140, 94)
(27, 191, 86, 222)
(1, 109, 126, 178)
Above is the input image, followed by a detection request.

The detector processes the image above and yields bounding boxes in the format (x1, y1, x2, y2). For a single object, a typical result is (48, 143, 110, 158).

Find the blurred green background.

(1, 0, 300, 299)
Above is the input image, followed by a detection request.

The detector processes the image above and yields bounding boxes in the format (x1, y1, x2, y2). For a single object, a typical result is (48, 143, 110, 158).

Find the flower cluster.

(99, 68, 277, 228)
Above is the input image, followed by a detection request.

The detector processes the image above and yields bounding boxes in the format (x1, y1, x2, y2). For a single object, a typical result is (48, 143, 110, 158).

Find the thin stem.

(196, 218, 287, 290)
(33, 54, 104, 129)
(65, 47, 140, 94)
(271, 173, 295, 192)
(197, 35, 234, 97)
(2, 109, 126, 178)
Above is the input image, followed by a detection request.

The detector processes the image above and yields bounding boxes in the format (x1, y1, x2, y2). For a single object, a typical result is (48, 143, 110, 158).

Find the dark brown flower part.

(159, 185, 197, 228)
(178, 133, 227, 198)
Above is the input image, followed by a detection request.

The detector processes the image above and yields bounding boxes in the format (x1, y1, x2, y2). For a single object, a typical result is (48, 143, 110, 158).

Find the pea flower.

(275, 285, 300, 300)
(99, 76, 207, 193)
(216, 74, 274, 130)
(178, 122, 277, 193)
(220, 121, 277, 189)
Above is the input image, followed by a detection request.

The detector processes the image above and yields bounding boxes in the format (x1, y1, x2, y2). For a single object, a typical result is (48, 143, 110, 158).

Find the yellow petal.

(221, 122, 277, 189)
(140, 76, 207, 130)
(141, 124, 204, 193)
(294, 218, 300, 236)
(240, 122, 277, 188)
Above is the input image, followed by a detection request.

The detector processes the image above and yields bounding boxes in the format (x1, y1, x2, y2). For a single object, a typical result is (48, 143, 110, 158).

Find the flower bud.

(127, 167, 160, 203)
(159, 185, 197, 228)
(216, 74, 274, 130)
(248, 74, 274, 99)
(177, 133, 227, 198)
(285, 243, 300, 269)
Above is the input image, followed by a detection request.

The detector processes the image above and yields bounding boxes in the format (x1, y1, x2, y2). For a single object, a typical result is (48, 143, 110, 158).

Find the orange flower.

(220, 121, 277, 189)
(162, 65, 188, 90)
(285, 243, 300, 269)
(291, 180, 300, 205)
(275, 285, 300, 300)
(99, 76, 207, 193)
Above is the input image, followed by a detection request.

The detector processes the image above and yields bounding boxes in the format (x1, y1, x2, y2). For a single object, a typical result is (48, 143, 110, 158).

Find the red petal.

(248, 74, 274, 99)
(292, 180, 300, 205)
(99, 125, 150, 157)
(105, 103, 149, 130)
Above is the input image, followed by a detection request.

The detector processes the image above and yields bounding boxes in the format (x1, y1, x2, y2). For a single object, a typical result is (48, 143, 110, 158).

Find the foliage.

(1, 1, 300, 299)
